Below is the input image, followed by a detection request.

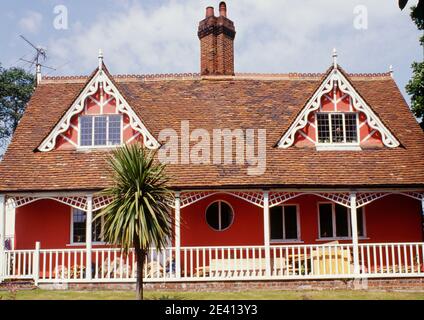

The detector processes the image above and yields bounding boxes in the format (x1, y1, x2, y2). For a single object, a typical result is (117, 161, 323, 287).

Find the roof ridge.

(41, 71, 393, 84)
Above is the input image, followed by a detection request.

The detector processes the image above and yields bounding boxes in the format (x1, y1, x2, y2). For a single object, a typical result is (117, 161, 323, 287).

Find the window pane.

(317, 113, 330, 143)
(335, 204, 349, 237)
(206, 202, 220, 230)
(357, 207, 364, 237)
(345, 113, 358, 143)
(331, 114, 344, 143)
(80, 117, 93, 146)
(73, 209, 86, 243)
(319, 204, 333, 238)
(270, 207, 283, 240)
(93, 213, 102, 242)
(220, 202, 233, 230)
(284, 206, 298, 240)
(94, 116, 107, 145)
(108, 115, 121, 145)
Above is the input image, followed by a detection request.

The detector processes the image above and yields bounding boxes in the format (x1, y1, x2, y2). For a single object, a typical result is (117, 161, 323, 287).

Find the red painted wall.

(14, 194, 423, 250)
(180, 193, 263, 247)
(180, 193, 422, 247)
(15, 199, 71, 250)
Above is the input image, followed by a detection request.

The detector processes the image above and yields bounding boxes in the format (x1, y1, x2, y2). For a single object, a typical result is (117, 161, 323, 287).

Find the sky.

(0, 0, 422, 102)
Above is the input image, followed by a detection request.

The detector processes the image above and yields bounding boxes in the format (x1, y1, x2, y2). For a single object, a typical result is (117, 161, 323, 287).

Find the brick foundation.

(63, 278, 424, 292)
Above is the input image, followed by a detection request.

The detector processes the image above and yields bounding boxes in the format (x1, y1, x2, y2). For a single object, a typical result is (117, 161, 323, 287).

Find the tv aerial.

(19, 35, 56, 84)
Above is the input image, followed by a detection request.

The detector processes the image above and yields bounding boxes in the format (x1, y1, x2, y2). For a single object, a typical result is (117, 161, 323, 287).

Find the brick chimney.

(198, 2, 236, 76)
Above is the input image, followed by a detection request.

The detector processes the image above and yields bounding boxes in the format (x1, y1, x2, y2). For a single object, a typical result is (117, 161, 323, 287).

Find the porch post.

(174, 192, 181, 279)
(263, 191, 271, 277)
(350, 193, 360, 277)
(85, 195, 93, 281)
(0, 195, 5, 283)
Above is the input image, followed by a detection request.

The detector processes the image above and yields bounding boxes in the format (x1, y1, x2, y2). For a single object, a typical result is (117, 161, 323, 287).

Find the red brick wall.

(66, 278, 424, 292)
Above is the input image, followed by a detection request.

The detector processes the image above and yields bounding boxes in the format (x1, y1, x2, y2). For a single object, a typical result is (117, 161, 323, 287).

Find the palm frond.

(95, 143, 174, 253)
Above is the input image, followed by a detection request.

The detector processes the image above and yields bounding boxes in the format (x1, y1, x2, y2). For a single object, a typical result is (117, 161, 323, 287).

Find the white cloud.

(46, 0, 421, 82)
(18, 11, 43, 34)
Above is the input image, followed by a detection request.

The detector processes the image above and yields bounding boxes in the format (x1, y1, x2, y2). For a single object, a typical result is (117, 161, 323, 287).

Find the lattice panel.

(356, 192, 392, 208)
(400, 192, 424, 202)
(228, 191, 264, 208)
(269, 192, 301, 207)
(313, 192, 351, 207)
(53, 196, 87, 211)
(9, 196, 38, 208)
(92, 196, 114, 211)
(8, 195, 88, 211)
(180, 191, 218, 208)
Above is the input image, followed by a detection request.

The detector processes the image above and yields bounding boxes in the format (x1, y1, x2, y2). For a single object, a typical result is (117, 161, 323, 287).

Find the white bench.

(196, 257, 286, 277)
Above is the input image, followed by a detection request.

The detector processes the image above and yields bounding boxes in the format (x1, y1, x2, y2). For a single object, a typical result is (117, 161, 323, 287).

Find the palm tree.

(399, 0, 423, 19)
(95, 143, 174, 300)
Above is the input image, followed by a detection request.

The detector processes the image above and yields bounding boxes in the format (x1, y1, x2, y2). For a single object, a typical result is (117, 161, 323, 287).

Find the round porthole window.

(206, 201, 234, 231)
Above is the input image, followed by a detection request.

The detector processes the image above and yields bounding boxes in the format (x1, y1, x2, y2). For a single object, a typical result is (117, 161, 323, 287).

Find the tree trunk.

(134, 241, 145, 300)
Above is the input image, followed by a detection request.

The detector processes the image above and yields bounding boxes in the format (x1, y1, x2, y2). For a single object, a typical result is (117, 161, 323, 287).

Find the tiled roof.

(0, 67, 423, 192)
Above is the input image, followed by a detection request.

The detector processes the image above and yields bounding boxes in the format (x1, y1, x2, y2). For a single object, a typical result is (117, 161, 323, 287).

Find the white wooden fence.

(1, 242, 423, 284)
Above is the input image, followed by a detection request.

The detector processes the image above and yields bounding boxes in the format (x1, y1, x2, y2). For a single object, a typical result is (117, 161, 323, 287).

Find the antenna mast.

(19, 35, 56, 85)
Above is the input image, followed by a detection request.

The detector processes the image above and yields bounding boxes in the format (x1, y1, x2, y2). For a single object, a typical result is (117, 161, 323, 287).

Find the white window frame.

(77, 114, 123, 149)
(317, 202, 367, 241)
(270, 204, 301, 243)
(69, 208, 106, 245)
(205, 200, 234, 232)
(315, 112, 360, 151)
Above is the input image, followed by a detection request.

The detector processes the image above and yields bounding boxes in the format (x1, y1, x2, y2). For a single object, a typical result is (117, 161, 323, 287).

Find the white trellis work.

(173, 191, 265, 209)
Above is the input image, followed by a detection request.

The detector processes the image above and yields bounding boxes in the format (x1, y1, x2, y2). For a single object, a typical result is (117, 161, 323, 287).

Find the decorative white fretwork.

(179, 191, 218, 209)
(9, 196, 38, 208)
(9, 195, 88, 211)
(401, 192, 424, 202)
(269, 192, 301, 207)
(37, 66, 160, 152)
(277, 67, 400, 149)
(269, 191, 351, 208)
(356, 192, 392, 208)
(229, 191, 264, 208)
(175, 191, 265, 209)
(92, 196, 114, 211)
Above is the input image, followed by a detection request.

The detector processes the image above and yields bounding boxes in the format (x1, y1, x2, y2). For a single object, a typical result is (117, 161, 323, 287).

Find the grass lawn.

(0, 289, 423, 300)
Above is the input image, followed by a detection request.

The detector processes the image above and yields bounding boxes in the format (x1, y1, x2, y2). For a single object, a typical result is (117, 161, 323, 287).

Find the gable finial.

(389, 65, 394, 78)
(332, 48, 338, 68)
(98, 49, 103, 70)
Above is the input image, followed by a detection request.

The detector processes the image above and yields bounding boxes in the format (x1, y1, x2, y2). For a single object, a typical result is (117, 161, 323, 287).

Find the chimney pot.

(198, 3, 236, 76)
(219, 2, 227, 17)
(206, 6, 214, 18)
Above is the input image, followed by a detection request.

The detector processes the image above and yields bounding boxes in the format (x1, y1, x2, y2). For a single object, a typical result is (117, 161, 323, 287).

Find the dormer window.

(79, 115, 122, 147)
(317, 113, 358, 145)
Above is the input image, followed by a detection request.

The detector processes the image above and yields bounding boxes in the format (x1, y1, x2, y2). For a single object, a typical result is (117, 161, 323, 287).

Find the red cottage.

(1, 3, 424, 288)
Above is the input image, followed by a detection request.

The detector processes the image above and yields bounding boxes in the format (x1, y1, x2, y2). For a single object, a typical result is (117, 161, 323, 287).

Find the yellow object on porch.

(310, 244, 353, 275)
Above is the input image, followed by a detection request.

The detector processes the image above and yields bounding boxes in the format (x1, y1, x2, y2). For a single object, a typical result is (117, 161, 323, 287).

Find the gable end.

(276, 67, 400, 149)
(37, 67, 160, 152)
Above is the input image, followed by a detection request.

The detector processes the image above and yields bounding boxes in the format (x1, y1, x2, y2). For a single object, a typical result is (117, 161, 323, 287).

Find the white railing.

(358, 242, 424, 277)
(1, 242, 423, 283)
